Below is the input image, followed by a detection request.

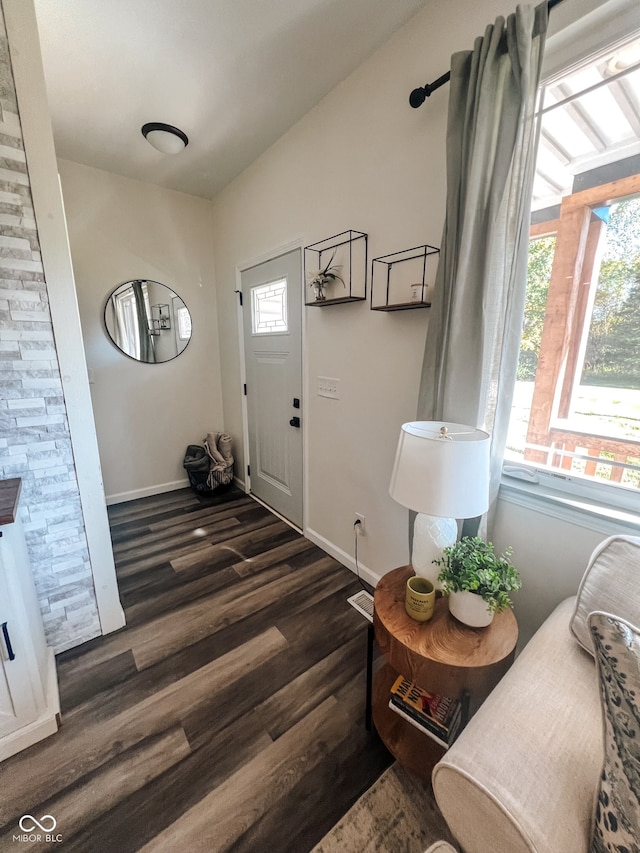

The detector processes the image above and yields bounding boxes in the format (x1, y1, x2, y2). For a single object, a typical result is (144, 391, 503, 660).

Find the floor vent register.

(347, 590, 374, 623)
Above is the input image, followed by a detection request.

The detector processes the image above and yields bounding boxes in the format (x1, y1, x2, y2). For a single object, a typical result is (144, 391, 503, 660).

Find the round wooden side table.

(372, 565, 518, 782)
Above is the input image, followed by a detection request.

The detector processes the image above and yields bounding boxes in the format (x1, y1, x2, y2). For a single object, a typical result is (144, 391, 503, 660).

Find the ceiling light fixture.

(605, 40, 640, 75)
(141, 122, 189, 154)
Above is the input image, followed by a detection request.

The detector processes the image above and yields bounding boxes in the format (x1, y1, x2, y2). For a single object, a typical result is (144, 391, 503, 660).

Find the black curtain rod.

(409, 0, 563, 108)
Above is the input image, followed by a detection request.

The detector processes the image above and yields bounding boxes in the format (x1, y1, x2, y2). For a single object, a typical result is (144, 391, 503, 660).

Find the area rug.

(311, 763, 457, 853)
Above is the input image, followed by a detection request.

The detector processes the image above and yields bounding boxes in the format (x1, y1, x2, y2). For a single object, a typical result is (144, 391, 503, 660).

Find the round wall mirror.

(104, 280, 192, 363)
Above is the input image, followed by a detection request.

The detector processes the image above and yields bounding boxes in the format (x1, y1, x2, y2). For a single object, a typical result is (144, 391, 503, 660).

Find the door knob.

(289, 416, 301, 428)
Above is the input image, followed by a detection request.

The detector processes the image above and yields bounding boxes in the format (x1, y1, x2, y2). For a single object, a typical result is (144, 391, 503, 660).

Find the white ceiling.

(32, 0, 427, 199)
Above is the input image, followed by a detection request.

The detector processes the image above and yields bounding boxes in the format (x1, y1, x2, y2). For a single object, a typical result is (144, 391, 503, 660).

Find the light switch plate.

(317, 376, 340, 399)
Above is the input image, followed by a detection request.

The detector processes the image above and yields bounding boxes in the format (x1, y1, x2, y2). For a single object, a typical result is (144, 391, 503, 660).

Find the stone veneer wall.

(0, 4, 100, 652)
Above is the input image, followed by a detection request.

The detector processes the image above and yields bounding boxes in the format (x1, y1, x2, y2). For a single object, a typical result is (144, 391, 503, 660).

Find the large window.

(505, 32, 640, 506)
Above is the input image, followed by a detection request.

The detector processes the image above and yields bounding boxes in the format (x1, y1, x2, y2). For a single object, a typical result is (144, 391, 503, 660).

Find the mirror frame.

(103, 279, 193, 364)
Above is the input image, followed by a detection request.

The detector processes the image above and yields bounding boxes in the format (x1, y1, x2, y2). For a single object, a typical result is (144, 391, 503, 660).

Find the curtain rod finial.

(409, 86, 427, 108)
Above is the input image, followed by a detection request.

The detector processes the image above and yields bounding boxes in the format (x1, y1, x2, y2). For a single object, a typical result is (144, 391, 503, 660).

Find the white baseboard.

(304, 527, 381, 589)
(233, 475, 246, 491)
(101, 602, 126, 634)
(105, 479, 190, 506)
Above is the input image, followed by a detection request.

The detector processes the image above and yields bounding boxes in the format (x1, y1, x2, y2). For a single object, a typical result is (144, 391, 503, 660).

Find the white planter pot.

(448, 590, 494, 628)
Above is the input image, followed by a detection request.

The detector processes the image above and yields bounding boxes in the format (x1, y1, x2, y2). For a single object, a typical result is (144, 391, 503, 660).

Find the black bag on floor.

(183, 437, 234, 494)
(183, 445, 212, 493)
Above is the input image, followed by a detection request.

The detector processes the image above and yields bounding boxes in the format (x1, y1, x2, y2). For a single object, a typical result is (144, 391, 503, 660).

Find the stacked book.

(388, 674, 463, 749)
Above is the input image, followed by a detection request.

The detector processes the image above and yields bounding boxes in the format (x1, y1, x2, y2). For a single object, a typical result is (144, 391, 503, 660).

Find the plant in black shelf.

(433, 536, 521, 628)
(306, 250, 344, 301)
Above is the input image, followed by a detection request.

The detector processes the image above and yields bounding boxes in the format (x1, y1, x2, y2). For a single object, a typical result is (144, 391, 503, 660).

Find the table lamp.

(389, 421, 490, 587)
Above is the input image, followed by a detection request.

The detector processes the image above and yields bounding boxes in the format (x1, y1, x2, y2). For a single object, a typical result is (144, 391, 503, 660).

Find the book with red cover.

(389, 674, 462, 743)
(390, 675, 457, 723)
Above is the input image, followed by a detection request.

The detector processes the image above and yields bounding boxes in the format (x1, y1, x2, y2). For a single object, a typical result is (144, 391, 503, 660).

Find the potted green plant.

(306, 250, 344, 301)
(432, 536, 521, 627)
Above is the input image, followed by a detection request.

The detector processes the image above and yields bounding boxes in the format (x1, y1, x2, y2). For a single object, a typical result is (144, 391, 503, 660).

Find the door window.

(251, 278, 288, 335)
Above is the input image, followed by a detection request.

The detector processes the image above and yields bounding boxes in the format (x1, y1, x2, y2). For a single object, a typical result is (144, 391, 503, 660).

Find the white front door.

(242, 249, 303, 528)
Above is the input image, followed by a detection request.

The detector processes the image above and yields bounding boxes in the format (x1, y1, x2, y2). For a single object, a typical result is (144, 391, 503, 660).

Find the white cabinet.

(0, 481, 60, 761)
(0, 561, 39, 738)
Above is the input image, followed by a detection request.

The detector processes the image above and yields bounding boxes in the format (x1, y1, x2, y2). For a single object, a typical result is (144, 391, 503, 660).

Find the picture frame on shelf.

(371, 244, 439, 311)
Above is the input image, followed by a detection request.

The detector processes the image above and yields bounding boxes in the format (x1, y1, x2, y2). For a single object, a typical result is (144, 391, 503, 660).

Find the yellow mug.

(405, 576, 436, 622)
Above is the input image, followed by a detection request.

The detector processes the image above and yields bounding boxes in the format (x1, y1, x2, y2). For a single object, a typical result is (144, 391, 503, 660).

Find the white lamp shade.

(389, 421, 490, 519)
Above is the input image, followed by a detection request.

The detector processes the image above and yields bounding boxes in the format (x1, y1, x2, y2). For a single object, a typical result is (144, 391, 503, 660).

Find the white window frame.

(176, 305, 192, 341)
(250, 277, 289, 336)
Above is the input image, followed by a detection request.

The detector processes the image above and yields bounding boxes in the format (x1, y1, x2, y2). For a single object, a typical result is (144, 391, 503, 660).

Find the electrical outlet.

(354, 513, 366, 534)
(317, 376, 340, 399)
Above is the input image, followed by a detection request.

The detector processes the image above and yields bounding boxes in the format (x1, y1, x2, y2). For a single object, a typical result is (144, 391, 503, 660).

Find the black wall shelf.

(371, 244, 439, 311)
(304, 230, 368, 306)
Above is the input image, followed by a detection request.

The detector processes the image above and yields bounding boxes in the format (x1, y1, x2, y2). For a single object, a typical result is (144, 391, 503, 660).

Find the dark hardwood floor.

(0, 488, 392, 852)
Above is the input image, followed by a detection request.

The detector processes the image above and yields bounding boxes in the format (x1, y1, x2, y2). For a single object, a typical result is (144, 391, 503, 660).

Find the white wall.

(58, 160, 224, 503)
(210, 0, 639, 645)
(210, 0, 510, 579)
(492, 499, 609, 647)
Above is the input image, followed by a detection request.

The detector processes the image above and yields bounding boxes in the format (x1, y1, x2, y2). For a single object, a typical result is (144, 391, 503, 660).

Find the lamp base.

(411, 513, 457, 587)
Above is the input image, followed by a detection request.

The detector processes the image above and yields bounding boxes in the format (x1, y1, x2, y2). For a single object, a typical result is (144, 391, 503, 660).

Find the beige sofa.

(430, 534, 640, 853)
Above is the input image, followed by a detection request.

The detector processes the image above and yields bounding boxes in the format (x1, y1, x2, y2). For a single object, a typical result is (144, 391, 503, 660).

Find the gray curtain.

(417, 3, 548, 532)
(132, 280, 155, 363)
